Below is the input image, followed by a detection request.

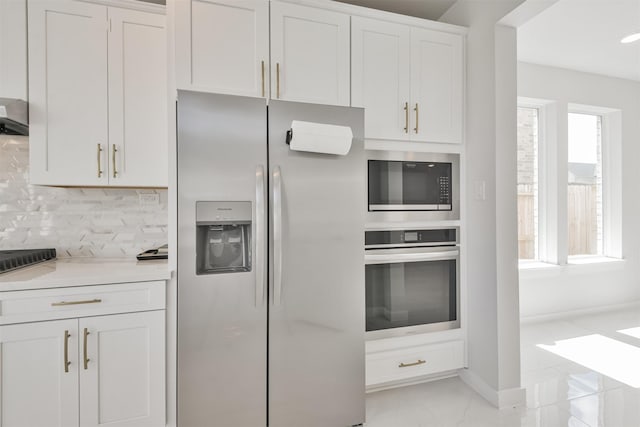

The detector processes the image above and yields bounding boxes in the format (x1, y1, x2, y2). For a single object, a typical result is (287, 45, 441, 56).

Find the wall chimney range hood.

(0, 98, 29, 135)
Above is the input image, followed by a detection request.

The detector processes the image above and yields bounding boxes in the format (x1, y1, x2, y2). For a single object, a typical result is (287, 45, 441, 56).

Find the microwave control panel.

(439, 176, 451, 204)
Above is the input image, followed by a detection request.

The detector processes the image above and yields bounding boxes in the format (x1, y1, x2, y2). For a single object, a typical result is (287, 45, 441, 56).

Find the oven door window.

(365, 259, 457, 331)
(368, 160, 452, 211)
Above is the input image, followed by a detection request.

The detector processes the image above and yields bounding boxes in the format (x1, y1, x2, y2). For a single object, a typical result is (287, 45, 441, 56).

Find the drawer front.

(0, 281, 165, 325)
(366, 340, 464, 386)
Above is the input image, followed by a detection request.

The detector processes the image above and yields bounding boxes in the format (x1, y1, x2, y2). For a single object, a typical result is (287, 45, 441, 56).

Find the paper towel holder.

(285, 129, 293, 145)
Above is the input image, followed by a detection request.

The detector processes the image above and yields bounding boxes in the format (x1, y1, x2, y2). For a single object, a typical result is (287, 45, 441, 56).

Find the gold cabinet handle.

(112, 145, 118, 178)
(83, 328, 90, 370)
(403, 102, 409, 133)
(399, 359, 426, 368)
(413, 103, 419, 134)
(97, 144, 103, 178)
(276, 62, 280, 99)
(52, 298, 102, 307)
(261, 60, 265, 97)
(64, 330, 71, 373)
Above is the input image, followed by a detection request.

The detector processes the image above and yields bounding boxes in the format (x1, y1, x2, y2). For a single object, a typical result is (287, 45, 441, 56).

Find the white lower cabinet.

(366, 340, 464, 389)
(80, 311, 165, 427)
(0, 319, 79, 427)
(0, 282, 165, 427)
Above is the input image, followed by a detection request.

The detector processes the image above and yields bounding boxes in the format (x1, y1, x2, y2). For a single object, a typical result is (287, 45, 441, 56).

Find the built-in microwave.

(365, 228, 460, 339)
(367, 151, 460, 222)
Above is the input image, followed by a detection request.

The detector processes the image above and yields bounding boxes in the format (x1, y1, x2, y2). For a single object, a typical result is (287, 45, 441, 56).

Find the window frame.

(516, 102, 543, 264)
(517, 99, 622, 270)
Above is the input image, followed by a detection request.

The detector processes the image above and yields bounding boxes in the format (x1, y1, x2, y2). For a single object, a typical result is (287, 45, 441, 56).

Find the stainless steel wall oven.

(365, 228, 460, 339)
(367, 151, 460, 222)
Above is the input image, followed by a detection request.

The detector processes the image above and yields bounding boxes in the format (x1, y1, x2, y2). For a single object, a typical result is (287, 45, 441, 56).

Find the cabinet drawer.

(0, 281, 165, 325)
(366, 340, 464, 386)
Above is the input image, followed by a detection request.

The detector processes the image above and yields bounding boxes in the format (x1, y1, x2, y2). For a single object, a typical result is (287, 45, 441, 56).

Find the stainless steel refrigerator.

(177, 90, 365, 427)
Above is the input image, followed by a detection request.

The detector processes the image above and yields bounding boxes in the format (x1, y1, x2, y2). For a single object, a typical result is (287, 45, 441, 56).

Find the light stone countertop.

(0, 258, 171, 292)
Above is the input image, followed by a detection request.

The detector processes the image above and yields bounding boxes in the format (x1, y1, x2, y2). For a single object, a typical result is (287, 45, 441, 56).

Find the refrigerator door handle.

(255, 165, 266, 307)
(273, 166, 283, 306)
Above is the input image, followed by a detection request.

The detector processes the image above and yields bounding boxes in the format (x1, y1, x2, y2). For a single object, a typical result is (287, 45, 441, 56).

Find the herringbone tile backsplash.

(0, 135, 168, 258)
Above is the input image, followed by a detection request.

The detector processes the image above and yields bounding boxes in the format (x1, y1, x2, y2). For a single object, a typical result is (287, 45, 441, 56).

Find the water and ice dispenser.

(196, 201, 252, 275)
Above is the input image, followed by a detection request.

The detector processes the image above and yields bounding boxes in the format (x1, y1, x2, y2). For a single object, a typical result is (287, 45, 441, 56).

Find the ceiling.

(335, 0, 456, 21)
(518, 0, 640, 81)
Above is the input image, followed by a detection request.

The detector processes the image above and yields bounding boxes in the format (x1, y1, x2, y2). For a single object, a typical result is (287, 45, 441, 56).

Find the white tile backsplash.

(0, 135, 168, 258)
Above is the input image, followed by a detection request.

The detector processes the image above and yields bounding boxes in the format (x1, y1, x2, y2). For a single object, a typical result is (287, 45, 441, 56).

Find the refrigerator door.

(177, 91, 268, 427)
(268, 100, 366, 427)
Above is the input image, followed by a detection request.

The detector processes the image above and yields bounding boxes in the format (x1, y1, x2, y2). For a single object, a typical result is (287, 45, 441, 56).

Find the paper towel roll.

(289, 120, 353, 155)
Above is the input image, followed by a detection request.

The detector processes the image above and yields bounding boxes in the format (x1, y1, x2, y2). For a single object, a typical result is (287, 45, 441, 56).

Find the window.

(568, 113, 603, 256)
(517, 99, 622, 268)
(517, 106, 539, 261)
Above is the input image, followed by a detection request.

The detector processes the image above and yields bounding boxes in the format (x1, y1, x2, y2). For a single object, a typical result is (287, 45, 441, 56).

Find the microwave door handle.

(364, 249, 459, 265)
(273, 166, 283, 306)
(255, 165, 266, 307)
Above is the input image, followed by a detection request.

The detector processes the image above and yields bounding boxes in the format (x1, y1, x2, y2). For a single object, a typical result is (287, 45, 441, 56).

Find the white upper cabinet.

(28, 0, 167, 187)
(351, 17, 464, 144)
(351, 17, 410, 141)
(175, 0, 350, 106)
(0, 0, 28, 99)
(410, 27, 463, 144)
(175, 0, 269, 97)
(270, 1, 350, 106)
(108, 8, 167, 187)
(28, 0, 109, 186)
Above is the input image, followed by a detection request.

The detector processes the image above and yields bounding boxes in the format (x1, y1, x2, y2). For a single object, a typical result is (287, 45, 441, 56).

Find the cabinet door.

(79, 311, 165, 427)
(352, 17, 410, 140)
(410, 28, 463, 144)
(0, 320, 79, 427)
(175, 0, 269, 97)
(0, 0, 28, 100)
(108, 8, 167, 187)
(28, 0, 109, 185)
(270, 1, 350, 106)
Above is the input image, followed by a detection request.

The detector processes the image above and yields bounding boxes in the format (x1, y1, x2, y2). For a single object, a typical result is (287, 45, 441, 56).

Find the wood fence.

(517, 183, 598, 259)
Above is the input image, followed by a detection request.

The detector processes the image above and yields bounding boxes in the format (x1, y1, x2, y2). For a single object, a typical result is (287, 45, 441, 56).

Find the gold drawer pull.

(83, 328, 90, 370)
(399, 359, 426, 368)
(276, 62, 281, 99)
(112, 145, 118, 178)
(403, 102, 409, 133)
(52, 298, 102, 307)
(64, 330, 71, 373)
(261, 60, 265, 97)
(97, 143, 103, 178)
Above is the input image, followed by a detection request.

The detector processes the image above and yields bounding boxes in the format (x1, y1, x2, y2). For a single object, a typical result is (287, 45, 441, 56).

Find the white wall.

(518, 62, 640, 319)
(440, 0, 525, 408)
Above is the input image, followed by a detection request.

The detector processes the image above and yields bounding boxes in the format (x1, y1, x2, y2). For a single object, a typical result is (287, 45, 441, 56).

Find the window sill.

(567, 255, 624, 265)
(518, 260, 560, 271)
(519, 256, 626, 277)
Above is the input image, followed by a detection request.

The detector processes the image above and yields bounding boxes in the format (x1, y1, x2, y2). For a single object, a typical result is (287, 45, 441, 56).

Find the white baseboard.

(366, 370, 458, 394)
(520, 300, 640, 324)
(458, 369, 526, 409)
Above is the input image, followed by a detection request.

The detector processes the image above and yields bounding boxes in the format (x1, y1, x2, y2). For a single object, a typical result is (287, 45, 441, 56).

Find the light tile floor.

(365, 307, 640, 426)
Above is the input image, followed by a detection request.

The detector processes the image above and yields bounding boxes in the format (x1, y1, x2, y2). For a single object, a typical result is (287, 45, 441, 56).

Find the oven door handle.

(365, 249, 459, 265)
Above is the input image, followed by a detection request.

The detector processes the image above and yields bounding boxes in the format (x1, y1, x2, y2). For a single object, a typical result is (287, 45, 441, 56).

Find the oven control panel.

(365, 228, 458, 249)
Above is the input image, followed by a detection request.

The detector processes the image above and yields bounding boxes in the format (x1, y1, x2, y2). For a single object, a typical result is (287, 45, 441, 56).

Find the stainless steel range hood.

(0, 98, 29, 135)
